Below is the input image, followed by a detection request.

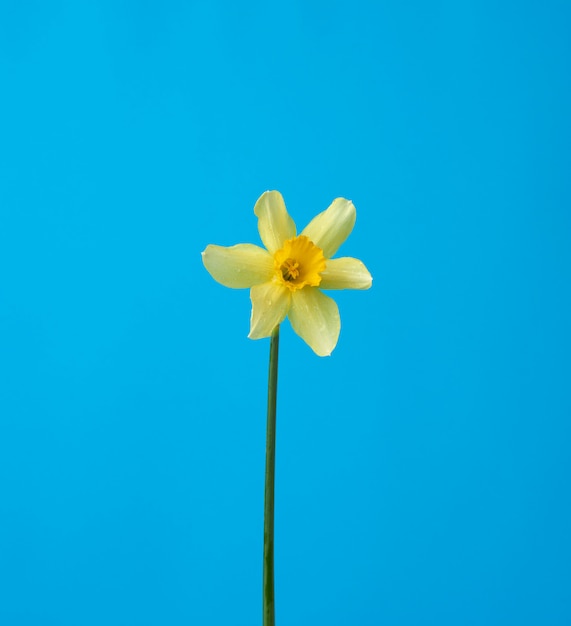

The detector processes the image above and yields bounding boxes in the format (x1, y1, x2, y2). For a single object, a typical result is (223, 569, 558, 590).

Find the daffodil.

(202, 190, 372, 356)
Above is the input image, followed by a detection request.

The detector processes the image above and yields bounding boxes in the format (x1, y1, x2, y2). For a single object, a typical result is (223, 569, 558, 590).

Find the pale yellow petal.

(319, 257, 373, 290)
(289, 288, 340, 357)
(254, 191, 296, 254)
(202, 244, 274, 289)
(301, 198, 356, 259)
(249, 282, 291, 339)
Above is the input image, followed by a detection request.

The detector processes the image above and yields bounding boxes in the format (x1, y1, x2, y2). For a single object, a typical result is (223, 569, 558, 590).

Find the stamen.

(281, 258, 300, 281)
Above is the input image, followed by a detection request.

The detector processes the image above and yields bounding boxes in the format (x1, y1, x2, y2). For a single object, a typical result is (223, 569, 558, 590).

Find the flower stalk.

(263, 324, 279, 626)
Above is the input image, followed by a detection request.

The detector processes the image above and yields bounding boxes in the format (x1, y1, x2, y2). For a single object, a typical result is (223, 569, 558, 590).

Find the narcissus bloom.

(202, 191, 372, 356)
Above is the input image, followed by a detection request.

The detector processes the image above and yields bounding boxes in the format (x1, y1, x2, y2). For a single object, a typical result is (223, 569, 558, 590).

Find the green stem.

(263, 325, 279, 626)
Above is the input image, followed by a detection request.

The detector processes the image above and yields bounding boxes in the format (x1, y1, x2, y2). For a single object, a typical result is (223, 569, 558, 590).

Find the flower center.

(281, 258, 300, 281)
(273, 235, 326, 292)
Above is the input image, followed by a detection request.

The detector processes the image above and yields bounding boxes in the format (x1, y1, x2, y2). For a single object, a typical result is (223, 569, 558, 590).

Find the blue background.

(1, 2, 570, 624)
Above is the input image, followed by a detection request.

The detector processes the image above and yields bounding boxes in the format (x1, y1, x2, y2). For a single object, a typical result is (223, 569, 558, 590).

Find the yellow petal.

(254, 191, 297, 254)
(249, 282, 291, 339)
(289, 288, 340, 356)
(202, 244, 274, 289)
(300, 198, 356, 259)
(319, 257, 373, 290)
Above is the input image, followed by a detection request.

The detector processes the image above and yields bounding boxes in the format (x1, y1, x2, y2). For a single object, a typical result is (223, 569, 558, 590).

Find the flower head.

(202, 191, 372, 356)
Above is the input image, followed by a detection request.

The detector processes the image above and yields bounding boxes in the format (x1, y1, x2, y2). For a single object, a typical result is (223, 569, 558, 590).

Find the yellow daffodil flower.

(202, 191, 372, 356)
